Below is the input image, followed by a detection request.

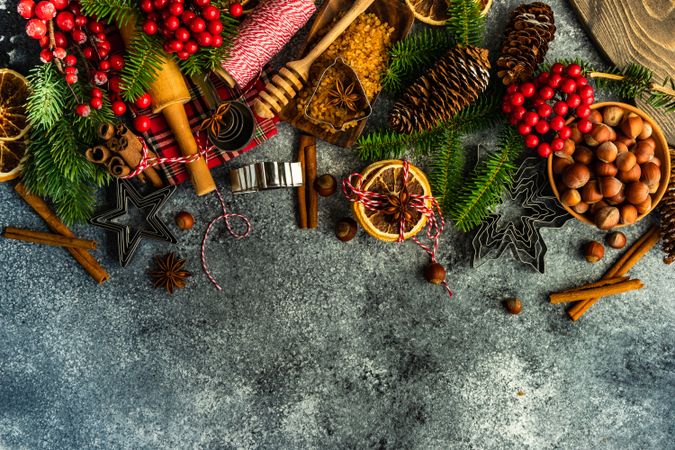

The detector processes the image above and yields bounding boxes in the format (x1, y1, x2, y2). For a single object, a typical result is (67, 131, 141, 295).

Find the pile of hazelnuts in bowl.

(548, 102, 670, 230)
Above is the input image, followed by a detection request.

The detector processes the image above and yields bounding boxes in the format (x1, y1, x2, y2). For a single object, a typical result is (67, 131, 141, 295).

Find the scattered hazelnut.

(626, 181, 650, 205)
(599, 176, 623, 198)
(615, 151, 637, 172)
(553, 156, 574, 175)
(620, 204, 638, 224)
(594, 206, 620, 230)
(596, 141, 618, 163)
(562, 163, 591, 189)
(640, 162, 661, 190)
(314, 174, 337, 197)
(584, 240, 605, 263)
(504, 298, 522, 315)
(585, 124, 611, 146)
(588, 110, 603, 124)
(572, 202, 590, 214)
(632, 141, 654, 164)
(581, 180, 603, 204)
(635, 195, 652, 215)
(424, 263, 446, 285)
(595, 162, 618, 177)
(573, 146, 594, 165)
(621, 113, 644, 138)
(638, 122, 653, 140)
(335, 218, 357, 242)
(175, 211, 194, 230)
(606, 231, 627, 249)
(618, 164, 641, 183)
(561, 189, 581, 207)
(602, 105, 624, 126)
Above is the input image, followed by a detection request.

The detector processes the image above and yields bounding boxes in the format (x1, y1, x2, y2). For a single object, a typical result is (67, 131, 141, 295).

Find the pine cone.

(388, 45, 490, 134)
(660, 148, 675, 264)
(497, 2, 556, 85)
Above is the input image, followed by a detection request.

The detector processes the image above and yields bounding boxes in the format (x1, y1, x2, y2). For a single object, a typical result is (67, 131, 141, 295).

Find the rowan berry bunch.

(502, 62, 596, 158)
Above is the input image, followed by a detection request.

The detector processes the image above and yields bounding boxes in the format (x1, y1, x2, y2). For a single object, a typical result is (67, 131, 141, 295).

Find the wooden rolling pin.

(252, 0, 375, 119)
(119, 20, 216, 196)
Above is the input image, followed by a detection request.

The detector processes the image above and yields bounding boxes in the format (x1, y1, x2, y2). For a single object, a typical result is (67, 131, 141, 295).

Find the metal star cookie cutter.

(90, 179, 177, 267)
(471, 155, 571, 273)
(230, 161, 303, 194)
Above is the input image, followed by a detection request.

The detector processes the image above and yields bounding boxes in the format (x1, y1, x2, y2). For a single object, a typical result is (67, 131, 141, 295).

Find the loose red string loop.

(121, 136, 209, 180)
(343, 160, 452, 298)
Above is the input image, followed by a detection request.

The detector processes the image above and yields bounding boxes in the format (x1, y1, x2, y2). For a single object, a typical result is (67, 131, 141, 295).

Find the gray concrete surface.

(1, 0, 674, 448)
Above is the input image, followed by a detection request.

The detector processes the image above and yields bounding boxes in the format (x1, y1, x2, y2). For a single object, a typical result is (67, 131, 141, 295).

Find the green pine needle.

(594, 63, 652, 99)
(120, 31, 165, 102)
(449, 127, 523, 232)
(26, 64, 66, 130)
(79, 0, 139, 28)
(447, 0, 485, 47)
(648, 76, 675, 112)
(429, 128, 465, 213)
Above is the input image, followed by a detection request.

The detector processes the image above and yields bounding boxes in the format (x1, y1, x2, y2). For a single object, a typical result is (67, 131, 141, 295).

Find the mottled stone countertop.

(1, 0, 673, 448)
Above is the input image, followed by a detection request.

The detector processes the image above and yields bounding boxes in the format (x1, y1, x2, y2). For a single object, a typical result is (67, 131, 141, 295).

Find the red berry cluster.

(502, 62, 596, 158)
(140, 0, 228, 61)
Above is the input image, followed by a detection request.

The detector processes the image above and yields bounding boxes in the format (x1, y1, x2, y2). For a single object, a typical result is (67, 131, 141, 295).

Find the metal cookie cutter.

(230, 162, 304, 194)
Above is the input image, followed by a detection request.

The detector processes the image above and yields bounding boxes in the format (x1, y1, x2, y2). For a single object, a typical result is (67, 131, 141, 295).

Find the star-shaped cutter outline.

(471, 155, 571, 273)
(90, 179, 177, 267)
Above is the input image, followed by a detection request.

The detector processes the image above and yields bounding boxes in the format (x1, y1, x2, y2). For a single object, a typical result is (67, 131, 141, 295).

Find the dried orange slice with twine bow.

(0, 69, 31, 182)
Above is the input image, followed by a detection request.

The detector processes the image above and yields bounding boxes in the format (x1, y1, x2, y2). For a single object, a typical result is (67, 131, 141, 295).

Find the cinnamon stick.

(2, 227, 97, 250)
(98, 122, 115, 140)
(85, 145, 110, 164)
(107, 156, 132, 177)
(109, 124, 163, 188)
(14, 183, 110, 284)
(559, 276, 629, 295)
(302, 135, 318, 229)
(297, 146, 307, 228)
(567, 226, 660, 320)
(550, 279, 643, 304)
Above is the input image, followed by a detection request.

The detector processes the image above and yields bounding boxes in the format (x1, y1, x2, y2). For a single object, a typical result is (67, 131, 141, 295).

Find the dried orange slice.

(0, 68, 30, 141)
(352, 160, 432, 242)
(0, 138, 28, 182)
(405, 0, 492, 25)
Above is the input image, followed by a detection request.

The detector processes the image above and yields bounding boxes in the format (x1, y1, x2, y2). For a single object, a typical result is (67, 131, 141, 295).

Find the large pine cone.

(496, 2, 556, 85)
(388, 45, 490, 134)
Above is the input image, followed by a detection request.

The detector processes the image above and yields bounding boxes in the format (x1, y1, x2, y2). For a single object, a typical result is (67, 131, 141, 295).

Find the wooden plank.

(569, 0, 675, 144)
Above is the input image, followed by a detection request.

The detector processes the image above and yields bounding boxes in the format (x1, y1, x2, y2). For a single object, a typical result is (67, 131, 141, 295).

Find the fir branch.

(79, 0, 139, 28)
(382, 28, 456, 95)
(120, 31, 164, 101)
(429, 129, 465, 213)
(447, 94, 503, 134)
(26, 64, 66, 130)
(648, 77, 675, 112)
(447, 0, 485, 47)
(591, 63, 652, 99)
(450, 127, 523, 232)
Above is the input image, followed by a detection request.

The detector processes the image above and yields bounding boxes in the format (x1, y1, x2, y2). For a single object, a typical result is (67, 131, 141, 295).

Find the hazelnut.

(556, 139, 576, 158)
(596, 141, 618, 163)
(595, 162, 618, 177)
(640, 162, 661, 189)
(335, 218, 357, 242)
(570, 125, 583, 143)
(638, 122, 653, 140)
(553, 156, 574, 174)
(602, 105, 625, 126)
(588, 110, 603, 124)
(595, 206, 621, 230)
(641, 136, 656, 151)
(599, 176, 623, 198)
(585, 124, 612, 146)
(590, 200, 609, 215)
(607, 126, 617, 142)
(651, 156, 662, 167)
(584, 240, 605, 263)
(424, 262, 446, 285)
(618, 164, 641, 183)
(620, 204, 638, 224)
(606, 231, 627, 249)
(574, 146, 594, 165)
(572, 202, 590, 214)
(615, 141, 629, 154)
(626, 181, 650, 205)
(615, 151, 637, 172)
(314, 174, 337, 197)
(561, 189, 581, 206)
(606, 188, 626, 205)
(632, 141, 654, 164)
(503, 298, 522, 315)
(635, 195, 652, 215)
(581, 180, 603, 204)
(615, 135, 636, 147)
(562, 163, 591, 189)
(175, 211, 194, 230)
(621, 113, 644, 138)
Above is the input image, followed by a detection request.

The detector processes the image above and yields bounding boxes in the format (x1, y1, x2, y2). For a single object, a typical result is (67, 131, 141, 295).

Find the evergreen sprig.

(79, 0, 139, 28)
(120, 31, 165, 101)
(449, 128, 523, 232)
(447, 0, 485, 47)
(26, 64, 66, 130)
(648, 77, 675, 112)
(594, 63, 653, 99)
(429, 128, 465, 213)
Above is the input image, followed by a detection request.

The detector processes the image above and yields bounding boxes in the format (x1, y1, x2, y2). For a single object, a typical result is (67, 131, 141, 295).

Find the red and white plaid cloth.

(132, 71, 278, 185)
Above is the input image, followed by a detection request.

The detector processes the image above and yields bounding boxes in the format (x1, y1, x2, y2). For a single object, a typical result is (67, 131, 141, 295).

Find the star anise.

(382, 189, 414, 224)
(148, 253, 192, 294)
(326, 79, 361, 112)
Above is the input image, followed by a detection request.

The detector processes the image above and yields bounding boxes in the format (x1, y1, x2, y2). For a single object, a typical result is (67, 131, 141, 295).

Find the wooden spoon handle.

(290, 0, 376, 79)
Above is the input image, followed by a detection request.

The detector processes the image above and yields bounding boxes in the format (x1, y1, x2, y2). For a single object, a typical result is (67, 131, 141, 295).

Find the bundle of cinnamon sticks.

(549, 225, 660, 320)
(297, 134, 318, 229)
(5, 183, 110, 284)
(85, 123, 163, 188)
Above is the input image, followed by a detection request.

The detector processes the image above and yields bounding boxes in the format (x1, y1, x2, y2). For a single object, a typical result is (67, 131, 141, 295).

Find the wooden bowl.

(547, 101, 671, 228)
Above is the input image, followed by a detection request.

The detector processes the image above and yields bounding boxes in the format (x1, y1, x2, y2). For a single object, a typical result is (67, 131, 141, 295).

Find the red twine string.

(342, 160, 452, 298)
(121, 136, 208, 179)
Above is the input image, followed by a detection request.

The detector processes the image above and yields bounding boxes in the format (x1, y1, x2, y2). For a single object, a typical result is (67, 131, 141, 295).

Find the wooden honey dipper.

(252, 0, 376, 119)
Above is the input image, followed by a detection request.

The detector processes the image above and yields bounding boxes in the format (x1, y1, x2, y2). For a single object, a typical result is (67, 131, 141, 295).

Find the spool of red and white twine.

(124, 136, 251, 291)
(220, 0, 316, 88)
(343, 160, 452, 298)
